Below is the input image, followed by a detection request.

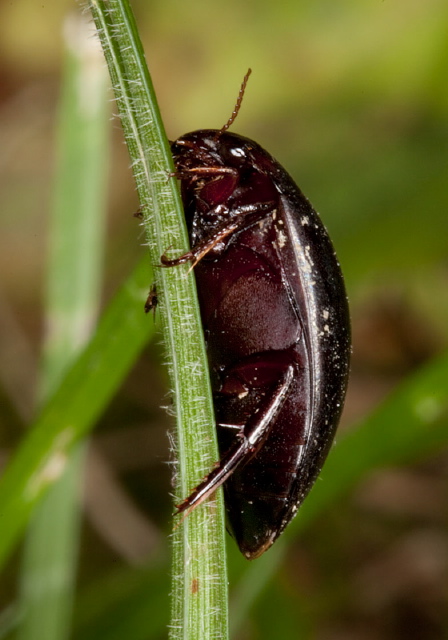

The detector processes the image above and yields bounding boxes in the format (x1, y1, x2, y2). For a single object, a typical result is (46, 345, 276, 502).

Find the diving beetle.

(163, 70, 351, 559)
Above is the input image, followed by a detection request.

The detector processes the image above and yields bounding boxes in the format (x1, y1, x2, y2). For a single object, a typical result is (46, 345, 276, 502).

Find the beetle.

(163, 70, 350, 559)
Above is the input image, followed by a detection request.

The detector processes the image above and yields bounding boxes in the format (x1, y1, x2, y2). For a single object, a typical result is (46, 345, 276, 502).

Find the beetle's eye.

(229, 147, 245, 158)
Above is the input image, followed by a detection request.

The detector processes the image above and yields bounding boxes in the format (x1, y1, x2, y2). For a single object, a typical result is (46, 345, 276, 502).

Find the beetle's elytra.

(163, 71, 351, 559)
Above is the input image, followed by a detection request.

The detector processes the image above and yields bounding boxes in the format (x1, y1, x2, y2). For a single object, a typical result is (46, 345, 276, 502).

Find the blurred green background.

(0, 0, 447, 638)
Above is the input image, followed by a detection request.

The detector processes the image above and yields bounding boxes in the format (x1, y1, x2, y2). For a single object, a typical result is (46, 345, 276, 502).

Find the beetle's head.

(171, 129, 257, 172)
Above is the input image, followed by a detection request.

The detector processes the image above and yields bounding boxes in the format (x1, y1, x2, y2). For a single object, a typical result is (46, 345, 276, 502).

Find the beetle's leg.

(161, 219, 240, 268)
(170, 165, 237, 180)
(161, 201, 275, 269)
(175, 364, 294, 517)
(144, 284, 158, 316)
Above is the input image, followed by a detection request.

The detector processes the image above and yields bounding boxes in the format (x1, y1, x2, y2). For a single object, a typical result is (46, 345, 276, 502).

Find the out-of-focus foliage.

(0, 0, 447, 639)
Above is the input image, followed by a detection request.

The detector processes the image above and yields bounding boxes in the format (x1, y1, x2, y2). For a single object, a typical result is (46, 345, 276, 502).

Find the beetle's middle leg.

(161, 202, 276, 269)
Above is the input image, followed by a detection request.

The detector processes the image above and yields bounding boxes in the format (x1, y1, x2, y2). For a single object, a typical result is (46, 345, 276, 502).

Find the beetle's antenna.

(220, 68, 252, 133)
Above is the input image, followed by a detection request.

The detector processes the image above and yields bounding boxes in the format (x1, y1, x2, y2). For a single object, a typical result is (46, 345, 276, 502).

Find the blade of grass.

(229, 349, 448, 634)
(0, 255, 155, 569)
(0, 3, 227, 636)
(17, 14, 110, 640)
(87, 1, 228, 638)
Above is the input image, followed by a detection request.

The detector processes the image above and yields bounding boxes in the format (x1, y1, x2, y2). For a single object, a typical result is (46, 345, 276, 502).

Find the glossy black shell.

(171, 130, 350, 559)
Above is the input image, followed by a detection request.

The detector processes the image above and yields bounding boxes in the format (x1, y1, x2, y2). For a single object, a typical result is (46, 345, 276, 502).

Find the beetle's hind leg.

(175, 364, 294, 517)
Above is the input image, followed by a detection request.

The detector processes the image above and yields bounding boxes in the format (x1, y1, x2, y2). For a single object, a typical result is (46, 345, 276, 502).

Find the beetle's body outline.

(162, 73, 351, 559)
(162, 130, 350, 559)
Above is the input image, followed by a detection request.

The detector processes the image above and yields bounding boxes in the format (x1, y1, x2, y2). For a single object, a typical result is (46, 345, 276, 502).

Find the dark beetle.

(163, 71, 350, 559)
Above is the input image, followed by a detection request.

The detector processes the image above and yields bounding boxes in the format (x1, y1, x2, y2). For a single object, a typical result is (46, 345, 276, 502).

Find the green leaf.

(0, 256, 155, 569)
(17, 14, 111, 640)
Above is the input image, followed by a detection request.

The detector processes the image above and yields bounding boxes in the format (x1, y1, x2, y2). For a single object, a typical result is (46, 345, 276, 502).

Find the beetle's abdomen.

(201, 252, 300, 365)
(194, 219, 312, 558)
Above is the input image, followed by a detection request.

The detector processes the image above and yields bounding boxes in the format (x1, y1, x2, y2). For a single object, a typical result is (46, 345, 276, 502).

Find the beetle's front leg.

(175, 364, 294, 517)
(170, 165, 237, 180)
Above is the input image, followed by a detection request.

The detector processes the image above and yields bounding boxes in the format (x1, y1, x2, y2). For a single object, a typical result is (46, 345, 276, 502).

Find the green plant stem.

(88, 1, 228, 639)
(17, 14, 110, 640)
(0, 256, 155, 570)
